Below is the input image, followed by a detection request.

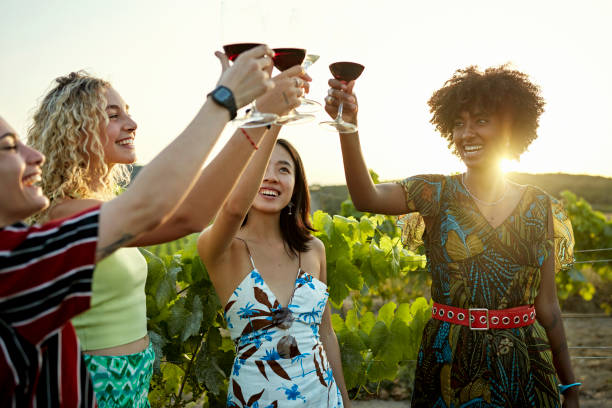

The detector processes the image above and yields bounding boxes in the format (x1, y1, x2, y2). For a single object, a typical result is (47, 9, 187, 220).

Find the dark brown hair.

(428, 65, 545, 159)
(243, 139, 315, 255)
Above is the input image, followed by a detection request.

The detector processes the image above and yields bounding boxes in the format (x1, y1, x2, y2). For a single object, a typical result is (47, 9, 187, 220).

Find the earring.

(287, 202, 294, 215)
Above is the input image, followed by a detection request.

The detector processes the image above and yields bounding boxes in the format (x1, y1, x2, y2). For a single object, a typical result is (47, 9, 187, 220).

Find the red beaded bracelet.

(240, 128, 258, 150)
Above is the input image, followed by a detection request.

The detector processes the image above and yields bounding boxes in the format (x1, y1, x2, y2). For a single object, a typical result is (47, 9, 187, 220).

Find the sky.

(2, 0, 612, 185)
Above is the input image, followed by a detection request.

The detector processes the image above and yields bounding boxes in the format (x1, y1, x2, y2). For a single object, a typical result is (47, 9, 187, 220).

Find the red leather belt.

(432, 302, 536, 330)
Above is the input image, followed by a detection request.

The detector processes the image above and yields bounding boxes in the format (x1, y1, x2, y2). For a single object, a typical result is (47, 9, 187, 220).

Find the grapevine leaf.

(360, 311, 376, 335)
(345, 309, 358, 331)
(339, 331, 366, 390)
(358, 217, 375, 239)
(395, 303, 413, 325)
(368, 320, 390, 355)
(367, 359, 397, 382)
(331, 314, 346, 333)
(378, 302, 396, 328)
(336, 256, 363, 290)
(155, 277, 175, 311)
(195, 347, 226, 396)
(148, 330, 167, 373)
(168, 298, 189, 337)
(181, 295, 204, 341)
(161, 362, 184, 395)
(313, 211, 333, 237)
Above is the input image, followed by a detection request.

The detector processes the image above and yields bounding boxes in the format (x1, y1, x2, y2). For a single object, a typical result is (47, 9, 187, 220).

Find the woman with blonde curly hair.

(28, 73, 131, 216)
(28, 55, 309, 406)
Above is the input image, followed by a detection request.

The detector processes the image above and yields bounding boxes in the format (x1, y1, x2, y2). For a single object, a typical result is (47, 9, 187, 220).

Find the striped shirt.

(0, 206, 101, 407)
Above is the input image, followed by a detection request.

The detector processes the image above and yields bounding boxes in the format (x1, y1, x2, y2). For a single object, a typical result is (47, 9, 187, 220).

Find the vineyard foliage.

(143, 190, 612, 406)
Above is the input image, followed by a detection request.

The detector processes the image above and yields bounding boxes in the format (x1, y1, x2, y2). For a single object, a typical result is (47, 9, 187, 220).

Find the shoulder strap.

(235, 237, 256, 270)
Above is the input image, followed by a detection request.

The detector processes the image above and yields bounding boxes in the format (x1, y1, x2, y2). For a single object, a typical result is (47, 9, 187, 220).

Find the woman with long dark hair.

(198, 133, 350, 407)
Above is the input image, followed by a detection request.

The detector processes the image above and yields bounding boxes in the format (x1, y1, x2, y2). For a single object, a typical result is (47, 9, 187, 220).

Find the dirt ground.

(354, 314, 612, 408)
(564, 315, 612, 407)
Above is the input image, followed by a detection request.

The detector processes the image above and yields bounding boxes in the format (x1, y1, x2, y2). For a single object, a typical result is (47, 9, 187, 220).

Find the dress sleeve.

(550, 198, 575, 273)
(0, 205, 100, 344)
(395, 174, 445, 217)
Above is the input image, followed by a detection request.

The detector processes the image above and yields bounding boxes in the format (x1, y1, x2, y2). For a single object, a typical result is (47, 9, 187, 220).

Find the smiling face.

(101, 87, 138, 166)
(0, 116, 48, 226)
(452, 110, 511, 170)
(252, 144, 296, 214)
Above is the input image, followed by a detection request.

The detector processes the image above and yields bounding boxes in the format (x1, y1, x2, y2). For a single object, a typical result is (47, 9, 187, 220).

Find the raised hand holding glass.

(320, 61, 364, 133)
(223, 43, 279, 128)
(272, 48, 315, 126)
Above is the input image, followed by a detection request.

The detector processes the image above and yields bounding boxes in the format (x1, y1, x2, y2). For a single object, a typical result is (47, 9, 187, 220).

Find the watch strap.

(207, 85, 237, 120)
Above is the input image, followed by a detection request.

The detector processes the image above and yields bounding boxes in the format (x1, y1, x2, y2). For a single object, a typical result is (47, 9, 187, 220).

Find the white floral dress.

(224, 240, 343, 407)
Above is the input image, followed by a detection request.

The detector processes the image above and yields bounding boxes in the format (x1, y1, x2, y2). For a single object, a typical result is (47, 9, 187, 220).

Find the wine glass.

(223, 43, 279, 128)
(296, 54, 322, 114)
(319, 61, 364, 133)
(272, 48, 315, 126)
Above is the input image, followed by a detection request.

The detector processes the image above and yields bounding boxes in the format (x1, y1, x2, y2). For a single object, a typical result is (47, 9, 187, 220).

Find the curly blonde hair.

(27, 71, 131, 222)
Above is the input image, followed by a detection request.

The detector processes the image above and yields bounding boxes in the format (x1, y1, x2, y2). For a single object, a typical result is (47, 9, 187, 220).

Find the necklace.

(461, 173, 510, 206)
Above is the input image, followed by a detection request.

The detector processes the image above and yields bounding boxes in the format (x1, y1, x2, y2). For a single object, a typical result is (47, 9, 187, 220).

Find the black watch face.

(216, 87, 231, 102)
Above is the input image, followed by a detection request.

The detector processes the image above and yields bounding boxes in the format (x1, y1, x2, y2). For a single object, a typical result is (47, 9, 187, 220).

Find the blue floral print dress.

(224, 240, 343, 407)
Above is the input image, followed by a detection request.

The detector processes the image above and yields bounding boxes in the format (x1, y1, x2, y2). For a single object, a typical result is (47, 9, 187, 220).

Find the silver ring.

(457, 313, 465, 321)
(491, 316, 500, 325)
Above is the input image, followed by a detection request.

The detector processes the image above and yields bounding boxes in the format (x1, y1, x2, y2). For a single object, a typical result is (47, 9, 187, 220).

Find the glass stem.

(336, 101, 344, 123)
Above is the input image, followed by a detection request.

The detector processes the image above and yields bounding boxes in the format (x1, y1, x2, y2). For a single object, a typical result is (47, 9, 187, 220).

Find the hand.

(256, 66, 312, 116)
(215, 45, 275, 109)
(324, 78, 358, 125)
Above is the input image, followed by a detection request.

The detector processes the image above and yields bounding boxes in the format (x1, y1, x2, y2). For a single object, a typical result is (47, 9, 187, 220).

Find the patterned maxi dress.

(398, 174, 574, 408)
(223, 241, 343, 407)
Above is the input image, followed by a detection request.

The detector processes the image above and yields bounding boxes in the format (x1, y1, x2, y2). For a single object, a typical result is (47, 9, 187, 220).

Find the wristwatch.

(207, 85, 237, 120)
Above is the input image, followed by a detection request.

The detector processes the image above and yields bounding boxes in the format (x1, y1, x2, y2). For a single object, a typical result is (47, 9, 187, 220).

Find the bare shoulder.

(309, 235, 326, 258)
(50, 198, 104, 221)
(198, 230, 244, 269)
(302, 236, 326, 281)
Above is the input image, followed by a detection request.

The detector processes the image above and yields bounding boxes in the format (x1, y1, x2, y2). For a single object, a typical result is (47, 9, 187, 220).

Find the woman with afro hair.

(324, 65, 579, 407)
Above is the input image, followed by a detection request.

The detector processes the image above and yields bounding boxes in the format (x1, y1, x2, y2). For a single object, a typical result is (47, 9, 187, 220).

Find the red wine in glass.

(221, 43, 278, 128)
(330, 62, 365, 82)
(272, 48, 314, 126)
(319, 61, 365, 133)
(272, 48, 306, 71)
(223, 43, 262, 61)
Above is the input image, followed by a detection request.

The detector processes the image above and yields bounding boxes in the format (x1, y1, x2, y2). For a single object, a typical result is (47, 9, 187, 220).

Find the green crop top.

(72, 247, 148, 351)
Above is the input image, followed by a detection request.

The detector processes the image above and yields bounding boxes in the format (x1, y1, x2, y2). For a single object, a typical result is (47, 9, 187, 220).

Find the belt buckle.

(468, 308, 489, 330)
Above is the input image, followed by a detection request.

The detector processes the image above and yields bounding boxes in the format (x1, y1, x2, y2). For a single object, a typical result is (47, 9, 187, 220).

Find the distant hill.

(310, 173, 612, 215)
